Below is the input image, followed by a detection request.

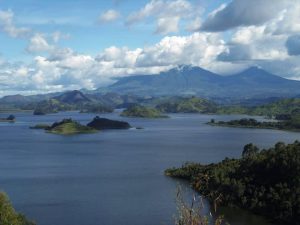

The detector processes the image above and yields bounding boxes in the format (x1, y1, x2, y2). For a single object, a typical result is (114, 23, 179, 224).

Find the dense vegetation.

(0, 192, 35, 225)
(45, 119, 97, 135)
(215, 98, 300, 117)
(174, 187, 224, 225)
(87, 116, 131, 130)
(33, 99, 74, 115)
(156, 97, 218, 113)
(121, 105, 167, 118)
(165, 141, 300, 224)
(209, 110, 300, 131)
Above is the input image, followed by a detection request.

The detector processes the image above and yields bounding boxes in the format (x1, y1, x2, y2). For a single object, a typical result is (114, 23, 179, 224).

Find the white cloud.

(126, 0, 195, 34)
(26, 33, 54, 53)
(52, 31, 70, 43)
(201, 0, 290, 32)
(155, 17, 180, 34)
(0, 31, 227, 94)
(98, 9, 120, 23)
(0, 9, 30, 38)
(186, 17, 202, 32)
(135, 32, 225, 67)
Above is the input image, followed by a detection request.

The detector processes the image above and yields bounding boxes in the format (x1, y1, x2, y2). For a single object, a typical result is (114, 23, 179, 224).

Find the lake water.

(0, 111, 298, 225)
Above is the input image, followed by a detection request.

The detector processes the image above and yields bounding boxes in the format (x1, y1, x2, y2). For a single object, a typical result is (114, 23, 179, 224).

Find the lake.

(0, 111, 298, 225)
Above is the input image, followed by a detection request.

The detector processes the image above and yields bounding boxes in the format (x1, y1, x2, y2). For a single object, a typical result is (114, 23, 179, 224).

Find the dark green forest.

(165, 141, 300, 225)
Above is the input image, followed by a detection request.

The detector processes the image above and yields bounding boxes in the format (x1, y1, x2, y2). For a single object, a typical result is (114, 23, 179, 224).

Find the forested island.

(121, 105, 167, 118)
(165, 141, 300, 224)
(208, 110, 300, 132)
(87, 116, 131, 129)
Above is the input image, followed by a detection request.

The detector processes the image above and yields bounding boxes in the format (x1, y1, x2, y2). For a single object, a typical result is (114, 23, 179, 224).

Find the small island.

(208, 117, 300, 132)
(165, 141, 300, 224)
(121, 105, 167, 118)
(0, 114, 15, 122)
(87, 116, 131, 129)
(46, 119, 97, 135)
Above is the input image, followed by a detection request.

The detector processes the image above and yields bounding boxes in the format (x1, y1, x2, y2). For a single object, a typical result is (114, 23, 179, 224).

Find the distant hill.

(103, 65, 300, 98)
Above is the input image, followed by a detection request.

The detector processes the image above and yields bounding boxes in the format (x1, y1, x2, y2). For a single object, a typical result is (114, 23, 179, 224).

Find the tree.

(242, 143, 259, 158)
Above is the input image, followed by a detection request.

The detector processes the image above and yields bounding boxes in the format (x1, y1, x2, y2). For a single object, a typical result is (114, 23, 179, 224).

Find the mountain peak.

(243, 66, 266, 73)
(161, 65, 220, 78)
(54, 90, 91, 104)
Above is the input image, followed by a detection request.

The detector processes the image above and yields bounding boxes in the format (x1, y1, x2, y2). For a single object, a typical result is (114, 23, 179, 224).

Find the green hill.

(156, 96, 217, 113)
(121, 105, 167, 118)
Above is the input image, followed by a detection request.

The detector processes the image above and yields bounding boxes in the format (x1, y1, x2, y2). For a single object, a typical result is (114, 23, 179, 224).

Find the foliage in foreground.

(175, 187, 226, 225)
(166, 141, 300, 225)
(0, 192, 35, 225)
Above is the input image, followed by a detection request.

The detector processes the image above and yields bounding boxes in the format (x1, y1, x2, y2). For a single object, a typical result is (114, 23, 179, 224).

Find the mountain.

(103, 65, 300, 99)
(53, 90, 91, 104)
(0, 93, 57, 107)
(222, 67, 300, 97)
(107, 65, 224, 97)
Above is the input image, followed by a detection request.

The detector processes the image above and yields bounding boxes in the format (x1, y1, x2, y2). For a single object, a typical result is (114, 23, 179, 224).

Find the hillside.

(121, 105, 167, 118)
(156, 96, 218, 113)
(33, 91, 113, 115)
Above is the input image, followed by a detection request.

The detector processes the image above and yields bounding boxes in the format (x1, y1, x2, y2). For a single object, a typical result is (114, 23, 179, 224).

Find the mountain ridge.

(104, 65, 300, 98)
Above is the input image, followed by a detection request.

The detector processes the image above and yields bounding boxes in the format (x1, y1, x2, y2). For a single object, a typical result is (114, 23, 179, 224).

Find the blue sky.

(1, 0, 228, 60)
(0, 0, 299, 95)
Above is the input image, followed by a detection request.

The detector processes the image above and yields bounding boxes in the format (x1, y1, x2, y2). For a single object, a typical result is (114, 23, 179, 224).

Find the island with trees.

(208, 110, 300, 132)
(121, 105, 167, 118)
(87, 116, 131, 130)
(165, 141, 300, 225)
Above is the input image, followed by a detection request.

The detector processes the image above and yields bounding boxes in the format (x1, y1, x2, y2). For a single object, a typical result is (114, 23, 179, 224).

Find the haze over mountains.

(103, 65, 300, 98)
(1, 65, 300, 106)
